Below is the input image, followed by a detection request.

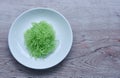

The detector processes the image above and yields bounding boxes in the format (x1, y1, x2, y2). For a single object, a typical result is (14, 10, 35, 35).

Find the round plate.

(8, 8, 73, 69)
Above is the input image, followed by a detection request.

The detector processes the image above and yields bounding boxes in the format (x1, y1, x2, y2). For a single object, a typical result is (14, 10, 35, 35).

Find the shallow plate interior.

(8, 8, 73, 69)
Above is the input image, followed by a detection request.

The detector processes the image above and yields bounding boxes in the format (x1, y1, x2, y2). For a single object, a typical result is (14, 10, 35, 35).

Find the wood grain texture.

(0, 0, 120, 78)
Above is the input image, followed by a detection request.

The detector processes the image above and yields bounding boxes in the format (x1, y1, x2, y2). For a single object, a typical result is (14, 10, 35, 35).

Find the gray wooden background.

(0, 0, 120, 78)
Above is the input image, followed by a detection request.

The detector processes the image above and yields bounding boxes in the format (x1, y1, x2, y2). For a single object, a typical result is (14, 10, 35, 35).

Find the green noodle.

(24, 21, 56, 58)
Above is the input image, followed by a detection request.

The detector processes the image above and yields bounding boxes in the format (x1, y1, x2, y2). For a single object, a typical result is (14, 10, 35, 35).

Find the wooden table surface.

(0, 0, 120, 78)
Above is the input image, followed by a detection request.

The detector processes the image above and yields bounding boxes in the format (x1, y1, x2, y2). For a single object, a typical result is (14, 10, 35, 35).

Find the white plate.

(8, 8, 73, 69)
